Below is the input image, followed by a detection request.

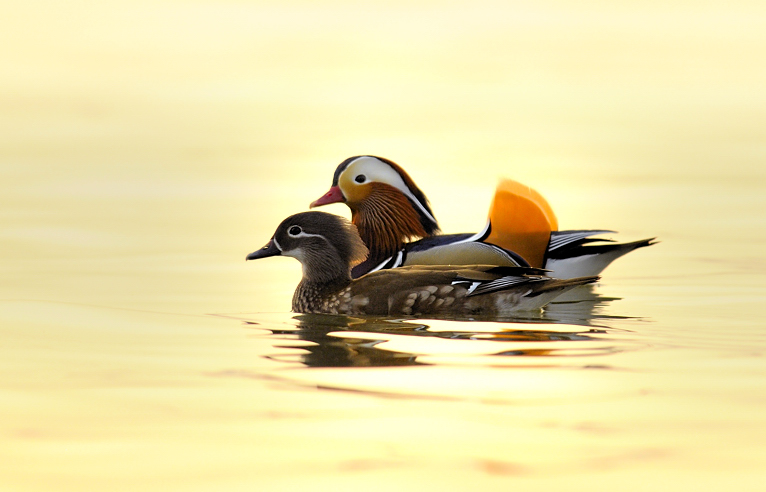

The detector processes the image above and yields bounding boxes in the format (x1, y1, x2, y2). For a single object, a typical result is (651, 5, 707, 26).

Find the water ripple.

(213, 287, 649, 401)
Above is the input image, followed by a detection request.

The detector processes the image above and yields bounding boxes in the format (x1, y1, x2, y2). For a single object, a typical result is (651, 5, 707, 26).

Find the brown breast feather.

(353, 183, 430, 261)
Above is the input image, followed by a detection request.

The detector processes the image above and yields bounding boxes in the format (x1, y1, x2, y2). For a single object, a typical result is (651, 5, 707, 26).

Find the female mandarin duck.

(246, 211, 598, 316)
(310, 155, 656, 279)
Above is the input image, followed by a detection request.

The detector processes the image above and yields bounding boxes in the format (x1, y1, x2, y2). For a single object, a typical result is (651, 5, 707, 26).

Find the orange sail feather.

(485, 178, 558, 268)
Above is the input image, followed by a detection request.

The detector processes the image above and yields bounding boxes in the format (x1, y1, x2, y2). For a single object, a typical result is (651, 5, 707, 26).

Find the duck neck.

(291, 251, 352, 312)
(352, 183, 431, 262)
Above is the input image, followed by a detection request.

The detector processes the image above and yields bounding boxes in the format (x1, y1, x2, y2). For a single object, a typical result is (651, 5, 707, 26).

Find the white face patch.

(281, 247, 305, 262)
(342, 157, 437, 224)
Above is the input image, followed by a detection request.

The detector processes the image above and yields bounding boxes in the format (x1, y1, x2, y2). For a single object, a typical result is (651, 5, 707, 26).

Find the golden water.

(2, 1, 766, 490)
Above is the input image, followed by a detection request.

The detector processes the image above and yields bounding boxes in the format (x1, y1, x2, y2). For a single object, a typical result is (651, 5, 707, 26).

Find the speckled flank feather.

(347, 267, 598, 316)
(292, 284, 372, 315)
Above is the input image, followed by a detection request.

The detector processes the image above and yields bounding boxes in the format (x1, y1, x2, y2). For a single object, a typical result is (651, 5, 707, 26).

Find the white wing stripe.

(449, 220, 491, 245)
(548, 230, 613, 251)
(369, 256, 394, 273)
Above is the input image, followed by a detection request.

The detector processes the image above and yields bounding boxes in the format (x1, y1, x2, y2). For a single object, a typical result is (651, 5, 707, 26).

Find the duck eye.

(354, 174, 366, 183)
(288, 226, 302, 236)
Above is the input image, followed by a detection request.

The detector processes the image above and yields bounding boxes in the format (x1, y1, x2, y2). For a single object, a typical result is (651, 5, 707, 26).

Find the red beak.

(310, 186, 345, 208)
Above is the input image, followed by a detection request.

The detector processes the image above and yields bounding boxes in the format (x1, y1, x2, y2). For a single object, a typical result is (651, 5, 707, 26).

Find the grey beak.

(246, 239, 281, 261)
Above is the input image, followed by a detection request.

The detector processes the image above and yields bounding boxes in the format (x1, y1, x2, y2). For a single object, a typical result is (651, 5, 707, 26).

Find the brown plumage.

(247, 211, 599, 316)
(353, 182, 430, 262)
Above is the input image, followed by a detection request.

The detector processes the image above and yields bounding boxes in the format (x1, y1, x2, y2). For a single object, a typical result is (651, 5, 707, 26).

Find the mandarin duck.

(310, 155, 656, 279)
(246, 211, 598, 316)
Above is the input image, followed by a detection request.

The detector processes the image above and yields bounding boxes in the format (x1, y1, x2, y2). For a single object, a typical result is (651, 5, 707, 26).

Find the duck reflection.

(542, 285, 629, 324)
(263, 316, 423, 368)
(252, 286, 630, 369)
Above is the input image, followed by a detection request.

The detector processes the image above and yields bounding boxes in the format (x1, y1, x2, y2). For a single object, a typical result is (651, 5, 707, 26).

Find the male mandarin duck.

(310, 155, 656, 279)
(246, 211, 598, 316)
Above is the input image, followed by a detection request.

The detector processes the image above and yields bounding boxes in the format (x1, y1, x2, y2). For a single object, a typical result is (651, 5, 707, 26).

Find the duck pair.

(247, 156, 655, 316)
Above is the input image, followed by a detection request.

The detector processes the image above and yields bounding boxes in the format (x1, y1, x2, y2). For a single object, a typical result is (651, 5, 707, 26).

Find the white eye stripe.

(291, 231, 327, 241)
(280, 231, 328, 261)
(346, 157, 437, 224)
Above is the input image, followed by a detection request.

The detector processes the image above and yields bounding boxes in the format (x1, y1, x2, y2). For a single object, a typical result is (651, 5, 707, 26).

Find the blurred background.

(3, 0, 764, 313)
(1, 1, 765, 491)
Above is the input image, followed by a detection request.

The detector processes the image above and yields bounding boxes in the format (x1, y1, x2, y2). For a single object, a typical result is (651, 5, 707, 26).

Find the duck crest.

(353, 182, 431, 260)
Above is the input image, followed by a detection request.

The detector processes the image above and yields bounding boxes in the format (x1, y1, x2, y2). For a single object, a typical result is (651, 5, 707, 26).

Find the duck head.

(246, 211, 368, 284)
(310, 156, 440, 259)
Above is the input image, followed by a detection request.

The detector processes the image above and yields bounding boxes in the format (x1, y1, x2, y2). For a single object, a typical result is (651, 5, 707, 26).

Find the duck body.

(311, 155, 656, 279)
(296, 265, 598, 316)
(352, 231, 532, 278)
(247, 211, 598, 316)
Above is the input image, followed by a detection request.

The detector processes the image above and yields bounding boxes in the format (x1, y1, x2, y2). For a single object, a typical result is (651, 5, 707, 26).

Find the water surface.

(2, 1, 766, 491)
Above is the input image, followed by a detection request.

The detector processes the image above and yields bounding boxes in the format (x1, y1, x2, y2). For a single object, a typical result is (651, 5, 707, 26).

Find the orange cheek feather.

(337, 174, 371, 205)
